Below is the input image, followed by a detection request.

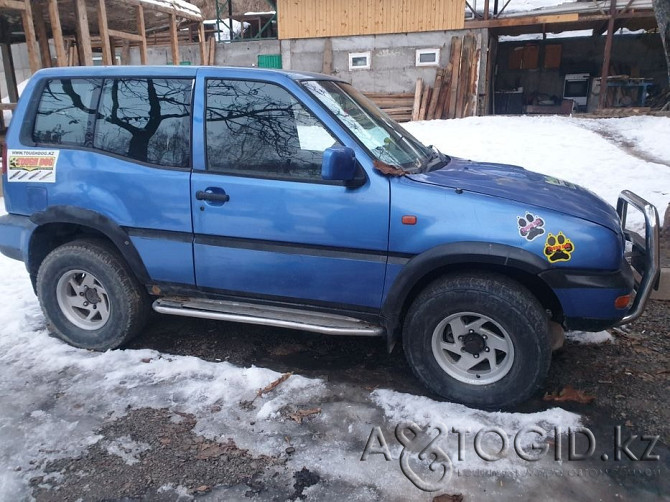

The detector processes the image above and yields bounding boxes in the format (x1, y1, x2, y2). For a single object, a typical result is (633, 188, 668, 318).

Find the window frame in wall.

(348, 51, 371, 71)
(415, 48, 440, 67)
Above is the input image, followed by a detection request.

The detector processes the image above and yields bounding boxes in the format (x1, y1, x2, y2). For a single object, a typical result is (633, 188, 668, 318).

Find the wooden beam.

(97, 0, 113, 65)
(114, 0, 202, 21)
(48, 0, 67, 67)
(74, 0, 93, 66)
(22, 0, 41, 73)
(33, 2, 52, 68)
(1, 43, 19, 103)
(170, 12, 179, 65)
(466, 13, 579, 29)
(136, 5, 148, 65)
(108, 29, 144, 42)
(0, 0, 26, 10)
(198, 22, 206, 65)
(599, 0, 617, 110)
(0, 103, 18, 110)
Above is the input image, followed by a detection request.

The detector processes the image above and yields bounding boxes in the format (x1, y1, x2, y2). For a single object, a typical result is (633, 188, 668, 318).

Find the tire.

(403, 272, 551, 409)
(36, 239, 150, 351)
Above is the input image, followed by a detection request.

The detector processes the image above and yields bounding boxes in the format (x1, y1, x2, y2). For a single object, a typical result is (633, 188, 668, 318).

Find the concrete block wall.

(282, 29, 488, 95)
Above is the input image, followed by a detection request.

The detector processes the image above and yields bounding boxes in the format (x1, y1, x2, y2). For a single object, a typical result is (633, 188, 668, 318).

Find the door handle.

(196, 190, 230, 203)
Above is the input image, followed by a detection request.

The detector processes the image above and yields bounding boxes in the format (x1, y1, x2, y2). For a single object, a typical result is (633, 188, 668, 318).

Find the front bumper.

(539, 191, 659, 331)
(615, 190, 660, 325)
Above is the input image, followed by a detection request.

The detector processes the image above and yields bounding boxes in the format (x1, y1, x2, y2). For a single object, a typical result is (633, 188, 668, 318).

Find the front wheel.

(403, 273, 551, 409)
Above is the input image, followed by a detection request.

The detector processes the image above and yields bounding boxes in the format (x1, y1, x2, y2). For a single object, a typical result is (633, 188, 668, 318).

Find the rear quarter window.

(32, 79, 101, 146)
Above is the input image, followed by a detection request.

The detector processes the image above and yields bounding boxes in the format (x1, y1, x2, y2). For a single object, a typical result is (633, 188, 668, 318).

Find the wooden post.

(198, 22, 206, 65)
(137, 5, 148, 65)
(170, 13, 180, 65)
(74, 0, 93, 66)
(412, 78, 423, 121)
(447, 37, 463, 119)
(22, 0, 41, 73)
(48, 0, 67, 66)
(97, 0, 113, 65)
(322, 38, 333, 74)
(33, 2, 52, 68)
(484, 0, 490, 20)
(1, 43, 19, 103)
(598, 0, 617, 110)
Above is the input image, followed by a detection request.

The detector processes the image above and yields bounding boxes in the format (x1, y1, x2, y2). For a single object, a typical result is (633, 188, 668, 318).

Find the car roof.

(29, 65, 345, 83)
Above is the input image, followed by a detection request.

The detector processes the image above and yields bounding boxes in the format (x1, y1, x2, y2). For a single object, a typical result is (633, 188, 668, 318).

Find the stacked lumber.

(412, 33, 482, 121)
(364, 93, 415, 122)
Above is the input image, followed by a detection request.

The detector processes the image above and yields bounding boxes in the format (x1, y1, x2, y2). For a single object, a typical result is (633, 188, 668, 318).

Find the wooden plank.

(136, 5, 148, 65)
(437, 62, 452, 119)
(418, 83, 431, 121)
(465, 35, 482, 117)
(465, 13, 578, 29)
(412, 78, 423, 121)
(455, 34, 475, 119)
(48, 0, 67, 67)
(208, 36, 216, 65)
(22, 0, 41, 73)
(0, 103, 18, 110)
(97, 0, 113, 65)
(33, 2, 52, 68)
(0, 1, 25, 10)
(198, 22, 206, 66)
(107, 29, 144, 42)
(170, 13, 179, 65)
(74, 0, 93, 66)
(427, 68, 445, 120)
(447, 36, 462, 119)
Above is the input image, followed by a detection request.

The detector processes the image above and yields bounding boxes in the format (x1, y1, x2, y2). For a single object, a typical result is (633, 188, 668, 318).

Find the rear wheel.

(36, 239, 149, 350)
(403, 273, 551, 409)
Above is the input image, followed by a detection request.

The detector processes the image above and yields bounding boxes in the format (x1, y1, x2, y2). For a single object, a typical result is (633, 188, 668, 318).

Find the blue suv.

(0, 66, 660, 408)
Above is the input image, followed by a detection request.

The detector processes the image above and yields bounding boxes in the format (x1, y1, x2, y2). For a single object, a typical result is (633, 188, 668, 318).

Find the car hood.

(408, 157, 621, 233)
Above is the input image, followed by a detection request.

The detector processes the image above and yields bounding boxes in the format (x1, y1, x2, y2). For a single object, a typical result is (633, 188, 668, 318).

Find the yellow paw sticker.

(543, 232, 574, 263)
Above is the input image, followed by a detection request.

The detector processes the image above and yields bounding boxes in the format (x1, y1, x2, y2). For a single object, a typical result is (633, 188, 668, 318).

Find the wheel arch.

(382, 242, 563, 349)
(28, 206, 149, 289)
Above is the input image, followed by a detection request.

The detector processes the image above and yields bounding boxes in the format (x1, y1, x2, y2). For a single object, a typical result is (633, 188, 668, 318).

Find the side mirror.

(321, 146, 357, 182)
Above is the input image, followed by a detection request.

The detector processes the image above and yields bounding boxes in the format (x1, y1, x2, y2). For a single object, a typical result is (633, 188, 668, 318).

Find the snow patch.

(565, 330, 614, 344)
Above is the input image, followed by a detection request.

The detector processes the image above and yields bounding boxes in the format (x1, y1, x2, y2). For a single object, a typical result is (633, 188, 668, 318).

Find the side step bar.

(153, 297, 385, 337)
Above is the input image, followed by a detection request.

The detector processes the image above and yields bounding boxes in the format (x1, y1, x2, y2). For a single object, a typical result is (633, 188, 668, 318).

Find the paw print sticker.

(543, 232, 574, 263)
(517, 212, 545, 241)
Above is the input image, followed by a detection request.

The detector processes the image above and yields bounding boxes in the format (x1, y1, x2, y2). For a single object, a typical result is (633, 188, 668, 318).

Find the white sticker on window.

(7, 149, 59, 183)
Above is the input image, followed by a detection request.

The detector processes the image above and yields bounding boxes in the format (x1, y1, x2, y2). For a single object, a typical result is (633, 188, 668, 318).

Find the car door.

(190, 71, 389, 309)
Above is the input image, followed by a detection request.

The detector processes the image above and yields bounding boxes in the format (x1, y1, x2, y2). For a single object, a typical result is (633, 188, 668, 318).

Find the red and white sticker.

(7, 149, 59, 183)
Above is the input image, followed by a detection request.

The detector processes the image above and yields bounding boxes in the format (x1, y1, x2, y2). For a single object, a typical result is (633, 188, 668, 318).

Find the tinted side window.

(94, 78, 192, 167)
(33, 79, 101, 146)
(205, 79, 338, 180)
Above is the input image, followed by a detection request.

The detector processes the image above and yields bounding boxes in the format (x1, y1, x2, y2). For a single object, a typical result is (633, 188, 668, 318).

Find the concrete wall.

(128, 40, 282, 67)
(495, 33, 667, 103)
(281, 29, 488, 95)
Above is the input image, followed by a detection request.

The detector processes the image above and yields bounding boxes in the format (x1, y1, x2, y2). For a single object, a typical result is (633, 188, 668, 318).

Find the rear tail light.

(1, 142, 6, 175)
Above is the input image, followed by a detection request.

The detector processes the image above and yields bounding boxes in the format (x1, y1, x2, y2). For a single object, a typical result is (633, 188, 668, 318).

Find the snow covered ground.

(1, 114, 669, 500)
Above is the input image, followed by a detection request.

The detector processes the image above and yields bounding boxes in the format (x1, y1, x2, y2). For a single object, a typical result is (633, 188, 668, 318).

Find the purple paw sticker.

(517, 213, 545, 241)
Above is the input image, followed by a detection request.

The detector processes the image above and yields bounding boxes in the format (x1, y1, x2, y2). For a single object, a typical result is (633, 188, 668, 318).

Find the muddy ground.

(28, 296, 670, 501)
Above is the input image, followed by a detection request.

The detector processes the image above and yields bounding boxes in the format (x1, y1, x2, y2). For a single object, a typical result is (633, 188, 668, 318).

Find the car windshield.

(301, 80, 441, 172)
